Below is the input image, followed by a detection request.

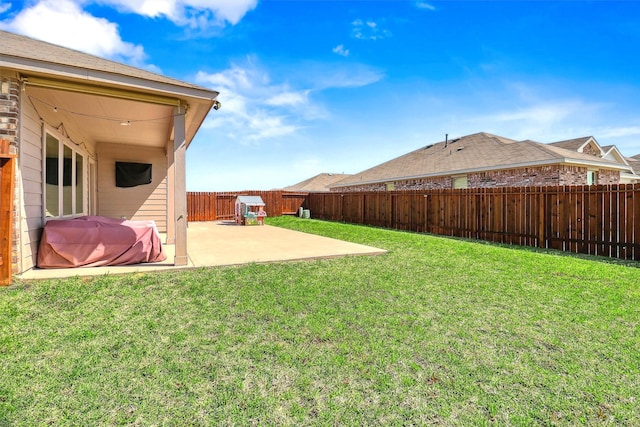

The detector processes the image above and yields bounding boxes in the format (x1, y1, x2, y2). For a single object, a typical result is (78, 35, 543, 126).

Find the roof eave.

(1, 54, 219, 102)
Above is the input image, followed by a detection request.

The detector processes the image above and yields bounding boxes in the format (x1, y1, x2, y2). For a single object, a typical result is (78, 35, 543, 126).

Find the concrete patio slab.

(17, 221, 386, 280)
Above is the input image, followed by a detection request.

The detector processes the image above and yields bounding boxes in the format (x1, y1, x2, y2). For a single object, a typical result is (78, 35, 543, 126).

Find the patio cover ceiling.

(27, 85, 176, 148)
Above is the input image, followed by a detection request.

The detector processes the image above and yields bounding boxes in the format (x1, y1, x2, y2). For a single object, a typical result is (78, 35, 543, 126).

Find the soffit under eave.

(22, 73, 215, 149)
(21, 74, 184, 107)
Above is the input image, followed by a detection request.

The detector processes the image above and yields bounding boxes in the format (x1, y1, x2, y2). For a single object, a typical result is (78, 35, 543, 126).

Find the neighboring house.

(549, 136, 639, 184)
(626, 155, 640, 177)
(0, 30, 219, 280)
(283, 173, 352, 192)
(330, 132, 639, 192)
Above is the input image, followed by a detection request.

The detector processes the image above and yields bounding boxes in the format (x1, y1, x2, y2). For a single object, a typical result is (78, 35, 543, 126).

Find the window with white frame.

(587, 170, 597, 185)
(44, 130, 86, 219)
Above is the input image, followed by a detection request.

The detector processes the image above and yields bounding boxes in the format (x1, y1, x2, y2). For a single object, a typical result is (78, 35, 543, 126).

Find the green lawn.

(1, 217, 638, 426)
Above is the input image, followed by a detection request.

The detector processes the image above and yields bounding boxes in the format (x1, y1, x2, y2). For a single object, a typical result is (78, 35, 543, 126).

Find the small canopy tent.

(234, 196, 267, 225)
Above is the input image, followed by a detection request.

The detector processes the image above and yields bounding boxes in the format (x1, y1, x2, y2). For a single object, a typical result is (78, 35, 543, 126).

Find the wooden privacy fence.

(187, 191, 308, 221)
(304, 185, 640, 261)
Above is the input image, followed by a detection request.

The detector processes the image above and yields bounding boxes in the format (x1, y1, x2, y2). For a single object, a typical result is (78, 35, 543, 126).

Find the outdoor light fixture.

(213, 100, 221, 110)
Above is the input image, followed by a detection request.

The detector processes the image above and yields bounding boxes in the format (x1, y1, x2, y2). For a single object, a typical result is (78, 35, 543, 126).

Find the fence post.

(538, 188, 546, 248)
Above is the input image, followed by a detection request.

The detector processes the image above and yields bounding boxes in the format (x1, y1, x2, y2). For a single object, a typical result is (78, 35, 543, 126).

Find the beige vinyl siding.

(17, 98, 97, 272)
(17, 93, 44, 272)
(97, 143, 167, 232)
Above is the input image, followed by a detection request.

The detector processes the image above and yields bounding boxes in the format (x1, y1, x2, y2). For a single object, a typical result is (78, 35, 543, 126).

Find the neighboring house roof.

(283, 173, 352, 192)
(331, 132, 634, 188)
(549, 136, 599, 153)
(626, 156, 640, 175)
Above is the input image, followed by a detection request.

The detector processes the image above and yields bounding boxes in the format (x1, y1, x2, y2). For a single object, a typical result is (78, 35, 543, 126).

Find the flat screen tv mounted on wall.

(115, 161, 152, 188)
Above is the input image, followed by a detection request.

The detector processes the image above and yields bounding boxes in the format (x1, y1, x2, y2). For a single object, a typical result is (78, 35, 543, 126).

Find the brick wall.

(597, 169, 620, 185)
(331, 182, 386, 192)
(582, 143, 600, 157)
(393, 176, 452, 190)
(473, 165, 586, 187)
(333, 164, 621, 192)
(1, 76, 20, 276)
(0, 77, 19, 148)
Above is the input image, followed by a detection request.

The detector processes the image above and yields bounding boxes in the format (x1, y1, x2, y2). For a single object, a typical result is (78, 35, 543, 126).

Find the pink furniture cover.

(37, 216, 166, 268)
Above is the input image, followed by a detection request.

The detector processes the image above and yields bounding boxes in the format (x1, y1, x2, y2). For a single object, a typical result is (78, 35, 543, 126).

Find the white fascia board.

(332, 158, 633, 188)
(602, 146, 629, 165)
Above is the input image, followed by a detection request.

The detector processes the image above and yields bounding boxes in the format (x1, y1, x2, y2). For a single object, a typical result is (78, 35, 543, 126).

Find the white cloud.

(0, 0, 148, 65)
(352, 18, 392, 41)
(265, 91, 309, 107)
(96, 0, 258, 27)
(195, 61, 309, 144)
(333, 44, 350, 57)
(195, 57, 384, 145)
(596, 126, 640, 139)
(465, 100, 601, 143)
(488, 102, 585, 125)
(0, 0, 259, 67)
(308, 64, 385, 90)
(416, 2, 436, 11)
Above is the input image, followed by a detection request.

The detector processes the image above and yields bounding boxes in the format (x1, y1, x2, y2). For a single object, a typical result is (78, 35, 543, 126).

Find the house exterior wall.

(388, 176, 452, 191)
(14, 90, 100, 274)
(5, 71, 169, 274)
(596, 169, 619, 185)
(17, 84, 44, 272)
(97, 143, 168, 232)
(332, 165, 621, 192)
(582, 143, 600, 157)
(471, 165, 587, 187)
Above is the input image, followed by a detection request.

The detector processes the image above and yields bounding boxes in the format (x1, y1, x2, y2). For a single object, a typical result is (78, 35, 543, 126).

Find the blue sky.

(2, 0, 640, 191)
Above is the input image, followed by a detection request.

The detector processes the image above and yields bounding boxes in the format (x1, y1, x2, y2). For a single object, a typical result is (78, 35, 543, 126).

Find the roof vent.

(425, 144, 434, 149)
(456, 147, 464, 152)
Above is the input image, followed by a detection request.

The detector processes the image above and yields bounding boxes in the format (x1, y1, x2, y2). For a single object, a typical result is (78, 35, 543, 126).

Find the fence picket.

(188, 185, 640, 262)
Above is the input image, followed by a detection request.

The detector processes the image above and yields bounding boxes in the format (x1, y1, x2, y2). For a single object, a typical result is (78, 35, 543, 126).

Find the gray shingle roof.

(627, 157, 640, 174)
(283, 173, 352, 192)
(332, 132, 631, 188)
(0, 29, 211, 92)
(548, 136, 593, 151)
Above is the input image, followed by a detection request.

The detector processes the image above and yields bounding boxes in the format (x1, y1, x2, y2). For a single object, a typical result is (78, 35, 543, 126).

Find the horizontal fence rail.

(187, 191, 308, 221)
(304, 185, 640, 261)
(188, 185, 639, 261)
